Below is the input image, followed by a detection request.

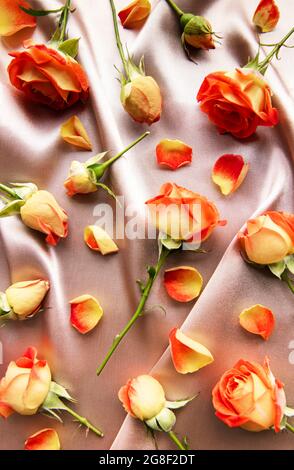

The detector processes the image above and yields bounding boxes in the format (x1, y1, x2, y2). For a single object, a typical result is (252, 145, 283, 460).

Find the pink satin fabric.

(0, 0, 294, 450)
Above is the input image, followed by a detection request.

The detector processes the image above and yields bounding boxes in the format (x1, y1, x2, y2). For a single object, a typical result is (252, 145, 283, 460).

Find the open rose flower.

(8, 43, 89, 110)
(253, 0, 280, 33)
(0, 0, 36, 37)
(197, 68, 279, 139)
(146, 182, 225, 242)
(212, 357, 286, 432)
(5, 279, 49, 320)
(0, 347, 51, 417)
(20, 190, 68, 246)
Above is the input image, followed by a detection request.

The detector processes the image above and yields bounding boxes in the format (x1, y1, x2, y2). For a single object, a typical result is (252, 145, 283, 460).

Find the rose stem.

(282, 272, 294, 295)
(98, 131, 150, 173)
(109, 0, 130, 81)
(0, 184, 19, 199)
(59, 0, 72, 42)
(64, 404, 104, 437)
(168, 431, 186, 450)
(286, 422, 294, 433)
(257, 27, 294, 74)
(96, 247, 170, 375)
(165, 0, 184, 17)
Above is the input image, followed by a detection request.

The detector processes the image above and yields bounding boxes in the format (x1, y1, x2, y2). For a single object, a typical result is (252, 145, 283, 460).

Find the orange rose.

(20, 190, 68, 246)
(239, 211, 294, 265)
(0, 347, 51, 418)
(197, 68, 278, 138)
(145, 182, 225, 242)
(8, 44, 89, 110)
(212, 357, 286, 432)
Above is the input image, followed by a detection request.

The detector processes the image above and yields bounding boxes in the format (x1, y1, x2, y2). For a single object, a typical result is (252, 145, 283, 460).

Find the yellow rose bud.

(5, 279, 49, 320)
(121, 75, 162, 125)
(20, 190, 68, 246)
(64, 161, 97, 197)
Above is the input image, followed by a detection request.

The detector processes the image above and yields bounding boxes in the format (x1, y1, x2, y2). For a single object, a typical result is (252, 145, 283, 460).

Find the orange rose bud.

(118, 0, 151, 29)
(253, 0, 280, 33)
(70, 294, 103, 334)
(0, 0, 36, 37)
(60, 116, 92, 150)
(121, 75, 162, 125)
(156, 139, 192, 170)
(24, 428, 60, 451)
(164, 266, 203, 302)
(212, 154, 249, 195)
(197, 68, 279, 138)
(20, 190, 68, 246)
(0, 347, 51, 417)
(169, 328, 214, 374)
(84, 225, 119, 255)
(8, 44, 89, 110)
(5, 279, 49, 320)
(181, 14, 215, 50)
(239, 211, 294, 265)
(239, 304, 275, 340)
(212, 357, 286, 432)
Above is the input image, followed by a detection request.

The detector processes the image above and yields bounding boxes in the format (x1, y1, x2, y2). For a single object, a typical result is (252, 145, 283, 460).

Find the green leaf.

(50, 381, 76, 402)
(58, 38, 80, 58)
(268, 260, 286, 279)
(166, 394, 198, 410)
(19, 6, 64, 17)
(285, 255, 294, 275)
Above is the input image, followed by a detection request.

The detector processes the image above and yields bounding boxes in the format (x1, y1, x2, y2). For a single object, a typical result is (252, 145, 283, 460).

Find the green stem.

(0, 184, 19, 199)
(96, 247, 170, 375)
(168, 431, 186, 450)
(282, 271, 294, 295)
(165, 0, 184, 17)
(256, 27, 294, 74)
(64, 404, 104, 437)
(286, 422, 294, 433)
(109, 0, 130, 80)
(59, 0, 72, 42)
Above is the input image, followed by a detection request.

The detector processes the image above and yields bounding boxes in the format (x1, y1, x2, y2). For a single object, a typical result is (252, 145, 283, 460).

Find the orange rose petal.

(70, 294, 103, 334)
(212, 154, 249, 195)
(84, 225, 119, 255)
(118, 0, 151, 29)
(253, 0, 280, 33)
(169, 328, 214, 374)
(156, 139, 193, 170)
(24, 428, 60, 450)
(164, 266, 203, 302)
(239, 304, 275, 340)
(60, 115, 92, 150)
(0, 0, 36, 37)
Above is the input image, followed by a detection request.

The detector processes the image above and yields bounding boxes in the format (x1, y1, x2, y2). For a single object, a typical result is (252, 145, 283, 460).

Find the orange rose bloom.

(197, 68, 278, 138)
(8, 44, 89, 110)
(212, 358, 286, 432)
(239, 211, 294, 264)
(145, 182, 225, 242)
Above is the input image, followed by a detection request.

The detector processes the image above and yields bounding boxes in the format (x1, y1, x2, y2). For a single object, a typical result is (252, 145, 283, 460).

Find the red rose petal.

(24, 428, 60, 450)
(0, 0, 36, 37)
(70, 294, 103, 334)
(212, 154, 249, 195)
(239, 304, 275, 340)
(156, 139, 193, 170)
(164, 266, 203, 302)
(253, 0, 280, 33)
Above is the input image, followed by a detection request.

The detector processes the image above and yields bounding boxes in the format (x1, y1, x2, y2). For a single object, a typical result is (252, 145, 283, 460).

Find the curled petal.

(60, 115, 92, 150)
(253, 0, 280, 33)
(156, 139, 192, 170)
(164, 266, 203, 302)
(24, 428, 60, 450)
(239, 304, 275, 340)
(212, 154, 249, 195)
(0, 0, 36, 37)
(70, 294, 103, 334)
(84, 225, 119, 255)
(118, 0, 151, 29)
(169, 328, 214, 374)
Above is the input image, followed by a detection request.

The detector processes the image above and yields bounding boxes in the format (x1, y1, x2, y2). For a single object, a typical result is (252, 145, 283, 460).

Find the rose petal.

(70, 294, 103, 334)
(164, 266, 203, 302)
(169, 328, 214, 374)
(253, 0, 280, 33)
(239, 304, 275, 340)
(24, 428, 60, 450)
(212, 154, 249, 195)
(0, 0, 36, 37)
(60, 115, 92, 150)
(118, 0, 151, 29)
(84, 225, 119, 255)
(156, 139, 192, 170)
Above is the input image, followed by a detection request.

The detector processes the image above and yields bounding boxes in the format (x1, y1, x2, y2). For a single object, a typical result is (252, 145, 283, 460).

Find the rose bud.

(5, 279, 49, 320)
(0, 0, 36, 37)
(20, 190, 68, 246)
(64, 161, 97, 197)
(239, 211, 294, 265)
(121, 75, 162, 125)
(118, 0, 151, 29)
(7, 43, 89, 110)
(197, 68, 279, 139)
(253, 0, 280, 33)
(0, 347, 51, 417)
(181, 14, 215, 50)
(212, 357, 286, 432)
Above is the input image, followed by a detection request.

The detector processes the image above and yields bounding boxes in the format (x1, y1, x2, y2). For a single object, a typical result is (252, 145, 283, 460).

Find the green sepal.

(284, 406, 294, 418)
(166, 395, 197, 410)
(285, 255, 294, 275)
(159, 233, 182, 251)
(268, 260, 286, 279)
(0, 199, 25, 217)
(19, 6, 63, 16)
(96, 182, 118, 202)
(10, 182, 38, 200)
(0, 292, 14, 323)
(58, 38, 80, 58)
(146, 408, 176, 433)
(50, 381, 76, 403)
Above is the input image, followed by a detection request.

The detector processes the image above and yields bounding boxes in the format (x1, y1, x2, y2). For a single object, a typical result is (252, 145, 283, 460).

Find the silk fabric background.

(0, 0, 294, 450)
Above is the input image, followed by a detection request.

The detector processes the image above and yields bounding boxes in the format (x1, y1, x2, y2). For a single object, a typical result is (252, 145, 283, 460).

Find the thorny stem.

(64, 404, 104, 437)
(253, 27, 294, 74)
(109, 0, 130, 80)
